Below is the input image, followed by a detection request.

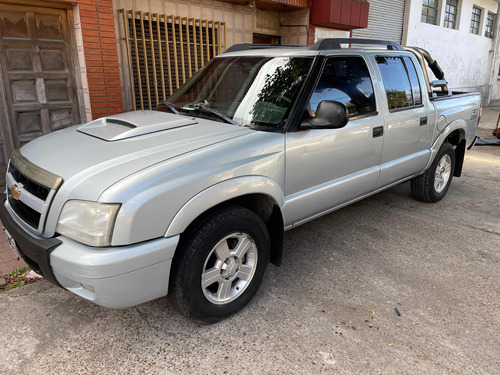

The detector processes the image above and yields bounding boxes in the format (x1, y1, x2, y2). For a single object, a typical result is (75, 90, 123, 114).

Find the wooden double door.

(0, 2, 82, 184)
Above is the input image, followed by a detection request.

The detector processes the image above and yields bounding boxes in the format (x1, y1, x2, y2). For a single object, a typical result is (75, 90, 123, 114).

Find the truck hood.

(19, 110, 250, 200)
(77, 110, 198, 141)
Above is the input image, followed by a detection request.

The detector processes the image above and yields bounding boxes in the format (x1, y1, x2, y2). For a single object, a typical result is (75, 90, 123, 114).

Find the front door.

(0, 3, 81, 184)
(284, 56, 384, 227)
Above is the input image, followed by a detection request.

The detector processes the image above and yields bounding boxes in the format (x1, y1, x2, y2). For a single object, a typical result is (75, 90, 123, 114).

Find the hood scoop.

(106, 118, 137, 128)
(77, 110, 197, 141)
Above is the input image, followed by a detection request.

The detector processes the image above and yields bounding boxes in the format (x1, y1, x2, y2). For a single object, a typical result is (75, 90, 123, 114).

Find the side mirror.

(301, 100, 349, 130)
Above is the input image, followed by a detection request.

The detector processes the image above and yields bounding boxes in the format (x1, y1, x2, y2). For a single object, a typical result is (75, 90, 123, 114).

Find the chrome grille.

(8, 195, 41, 229)
(5, 150, 62, 234)
(8, 164, 50, 200)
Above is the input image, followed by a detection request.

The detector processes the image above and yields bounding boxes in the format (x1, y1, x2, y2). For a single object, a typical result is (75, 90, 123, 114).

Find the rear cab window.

(375, 55, 423, 111)
(309, 56, 377, 118)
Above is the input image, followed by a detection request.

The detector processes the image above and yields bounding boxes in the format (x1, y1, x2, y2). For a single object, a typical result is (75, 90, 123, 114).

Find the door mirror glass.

(302, 100, 349, 129)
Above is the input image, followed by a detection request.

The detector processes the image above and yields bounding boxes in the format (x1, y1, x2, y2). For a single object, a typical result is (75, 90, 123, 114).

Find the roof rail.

(224, 43, 305, 53)
(310, 38, 404, 51)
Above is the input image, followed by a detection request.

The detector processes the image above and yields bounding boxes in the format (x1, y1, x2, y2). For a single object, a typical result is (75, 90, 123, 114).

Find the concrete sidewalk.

(479, 103, 500, 139)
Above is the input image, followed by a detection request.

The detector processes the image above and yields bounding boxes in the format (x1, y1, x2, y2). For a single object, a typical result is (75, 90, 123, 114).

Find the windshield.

(167, 56, 313, 129)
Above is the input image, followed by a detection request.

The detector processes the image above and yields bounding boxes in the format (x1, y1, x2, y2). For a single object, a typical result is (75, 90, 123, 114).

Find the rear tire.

(169, 206, 270, 323)
(411, 142, 455, 203)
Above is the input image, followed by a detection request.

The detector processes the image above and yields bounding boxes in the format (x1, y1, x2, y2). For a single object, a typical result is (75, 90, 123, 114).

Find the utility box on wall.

(311, 0, 370, 30)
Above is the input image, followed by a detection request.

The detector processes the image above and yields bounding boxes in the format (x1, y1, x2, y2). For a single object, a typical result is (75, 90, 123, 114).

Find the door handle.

(420, 117, 428, 126)
(372, 126, 384, 138)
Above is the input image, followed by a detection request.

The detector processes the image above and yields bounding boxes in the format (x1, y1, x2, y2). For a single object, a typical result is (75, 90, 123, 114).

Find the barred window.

(470, 6, 482, 34)
(121, 10, 226, 111)
(422, 0, 439, 25)
(485, 12, 496, 38)
(444, 0, 458, 29)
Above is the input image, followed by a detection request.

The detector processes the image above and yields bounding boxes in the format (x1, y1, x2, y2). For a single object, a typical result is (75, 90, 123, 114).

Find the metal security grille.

(352, 0, 405, 43)
(121, 10, 227, 110)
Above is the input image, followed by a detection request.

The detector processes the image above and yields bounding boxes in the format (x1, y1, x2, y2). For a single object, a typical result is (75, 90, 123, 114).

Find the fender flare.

(165, 176, 285, 237)
(421, 118, 466, 173)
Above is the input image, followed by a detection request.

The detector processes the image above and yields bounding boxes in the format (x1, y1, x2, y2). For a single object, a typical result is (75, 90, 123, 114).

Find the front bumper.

(0, 199, 62, 286)
(1, 199, 179, 308)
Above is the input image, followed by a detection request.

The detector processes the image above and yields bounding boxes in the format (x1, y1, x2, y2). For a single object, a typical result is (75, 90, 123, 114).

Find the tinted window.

(309, 57, 376, 118)
(376, 56, 413, 110)
(404, 57, 422, 105)
(168, 56, 313, 128)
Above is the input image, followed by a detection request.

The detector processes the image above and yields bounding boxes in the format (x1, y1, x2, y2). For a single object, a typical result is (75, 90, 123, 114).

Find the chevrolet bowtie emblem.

(11, 185, 21, 200)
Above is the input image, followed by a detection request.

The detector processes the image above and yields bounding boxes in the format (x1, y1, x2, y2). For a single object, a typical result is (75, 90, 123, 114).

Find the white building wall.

(315, 27, 349, 42)
(402, 0, 500, 101)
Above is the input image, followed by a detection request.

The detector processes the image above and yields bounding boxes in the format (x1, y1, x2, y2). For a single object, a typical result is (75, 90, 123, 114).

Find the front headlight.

(56, 200, 121, 247)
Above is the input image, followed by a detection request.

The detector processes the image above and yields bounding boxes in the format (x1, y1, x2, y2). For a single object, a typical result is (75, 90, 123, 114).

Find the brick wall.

(308, 20, 316, 46)
(65, 0, 123, 119)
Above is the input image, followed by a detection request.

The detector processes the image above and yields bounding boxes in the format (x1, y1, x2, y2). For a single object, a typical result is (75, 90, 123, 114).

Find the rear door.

(373, 54, 433, 187)
(284, 55, 384, 227)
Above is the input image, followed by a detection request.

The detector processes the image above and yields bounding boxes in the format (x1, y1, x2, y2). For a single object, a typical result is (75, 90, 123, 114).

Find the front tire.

(411, 141, 455, 203)
(169, 206, 270, 323)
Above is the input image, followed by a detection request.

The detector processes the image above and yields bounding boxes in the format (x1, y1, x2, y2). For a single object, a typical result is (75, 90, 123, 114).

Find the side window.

(403, 57, 422, 105)
(376, 56, 423, 111)
(309, 56, 376, 118)
(376, 56, 413, 110)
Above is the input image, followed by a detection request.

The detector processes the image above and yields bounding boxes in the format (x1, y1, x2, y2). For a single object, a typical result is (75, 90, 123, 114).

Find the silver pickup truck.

(1, 39, 480, 323)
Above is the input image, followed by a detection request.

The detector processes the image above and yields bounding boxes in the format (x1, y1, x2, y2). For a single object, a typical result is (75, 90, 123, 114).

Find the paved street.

(1, 113, 499, 374)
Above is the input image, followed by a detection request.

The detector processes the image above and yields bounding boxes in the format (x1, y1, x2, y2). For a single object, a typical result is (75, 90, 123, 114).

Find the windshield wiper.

(157, 101, 180, 115)
(180, 103, 239, 126)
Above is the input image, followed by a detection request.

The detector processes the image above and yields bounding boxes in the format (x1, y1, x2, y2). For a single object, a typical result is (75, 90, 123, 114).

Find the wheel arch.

(446, 128, 466, 177)
(165, 176, 285, 266)
(423, 119, 467, 175)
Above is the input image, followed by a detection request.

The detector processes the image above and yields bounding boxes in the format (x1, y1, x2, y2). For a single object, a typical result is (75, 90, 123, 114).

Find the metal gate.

(121, 10, 227, 111)
(0, 2, 81, 185)
(351, 0, 405, 43)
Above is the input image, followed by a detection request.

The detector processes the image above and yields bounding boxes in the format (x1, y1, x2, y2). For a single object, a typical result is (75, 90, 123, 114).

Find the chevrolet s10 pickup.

(1, 39, 481, 323)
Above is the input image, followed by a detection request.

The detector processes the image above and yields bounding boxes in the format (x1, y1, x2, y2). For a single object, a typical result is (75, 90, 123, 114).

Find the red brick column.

(65, 0, 123, 119)
(308, 21, 316, 46)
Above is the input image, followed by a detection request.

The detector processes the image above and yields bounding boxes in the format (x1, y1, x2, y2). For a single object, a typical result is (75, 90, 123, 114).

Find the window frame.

(307, 55, 379, 121)
(403, 56, 424, 107)
(470, 6, 482, 35)
(485, 11, 496, 38)
(421, 0, 440, 25)
(444, 0, 459, 29)
(375, 55, 425, 114)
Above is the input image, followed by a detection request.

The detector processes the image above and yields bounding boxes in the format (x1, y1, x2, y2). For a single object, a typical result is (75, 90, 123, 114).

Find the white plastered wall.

(315, 27, 350, 42)
(402, 0, 500, 102)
